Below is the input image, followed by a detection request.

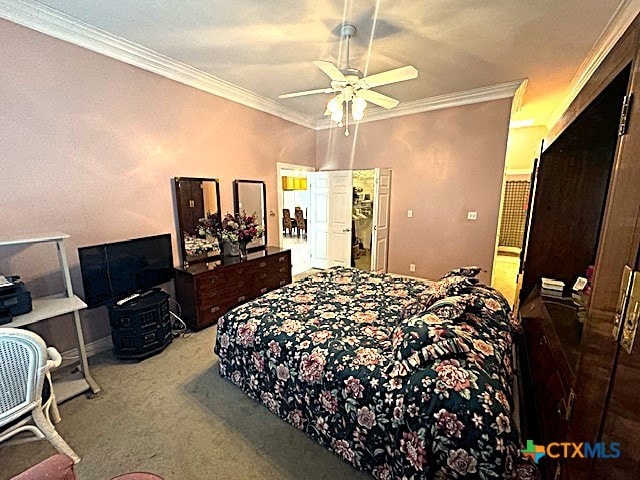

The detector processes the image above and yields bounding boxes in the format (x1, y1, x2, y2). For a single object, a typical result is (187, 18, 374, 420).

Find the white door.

(308, 172, 330, 269)
(328, 170, 353, 267)
(371, 168, 391, 273)
(308, 170, 353, 269)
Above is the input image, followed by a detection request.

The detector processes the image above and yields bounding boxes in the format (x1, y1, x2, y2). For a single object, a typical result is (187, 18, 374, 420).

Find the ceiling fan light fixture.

(278, 22, 418, 135)
(327, 97, 342, 114)
(352, 97, 367, 121)
(331, 108, 344, 124)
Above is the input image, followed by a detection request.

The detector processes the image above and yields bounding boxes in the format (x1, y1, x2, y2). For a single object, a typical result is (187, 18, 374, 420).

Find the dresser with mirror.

(172, 177, 291, 330)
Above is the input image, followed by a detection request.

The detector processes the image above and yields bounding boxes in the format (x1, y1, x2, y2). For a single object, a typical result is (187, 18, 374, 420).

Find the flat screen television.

(78, 233, 174, 309)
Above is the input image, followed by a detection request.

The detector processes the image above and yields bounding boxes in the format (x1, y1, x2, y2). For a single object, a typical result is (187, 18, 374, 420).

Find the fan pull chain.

(345, 101, 350, 136)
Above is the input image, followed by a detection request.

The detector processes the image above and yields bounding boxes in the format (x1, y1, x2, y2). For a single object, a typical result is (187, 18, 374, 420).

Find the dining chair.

(282, 209, 293, 236)
(294, 208, 306, 238)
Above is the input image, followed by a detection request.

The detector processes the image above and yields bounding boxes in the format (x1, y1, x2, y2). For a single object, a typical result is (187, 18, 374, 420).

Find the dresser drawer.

(177, 248, 292, 330)
(195, 269, 232, 292)
(266, 274, 291, 290)
(198, 301, 236, 329)
(265, 251, 290, 267)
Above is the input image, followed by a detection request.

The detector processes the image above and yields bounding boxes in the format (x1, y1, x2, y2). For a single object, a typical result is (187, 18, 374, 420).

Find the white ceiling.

(18, 0, 632, 126)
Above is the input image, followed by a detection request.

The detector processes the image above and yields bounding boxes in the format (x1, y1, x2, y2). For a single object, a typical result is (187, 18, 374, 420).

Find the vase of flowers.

(217, 211, 264, 259)
(197, 212, 220, 238)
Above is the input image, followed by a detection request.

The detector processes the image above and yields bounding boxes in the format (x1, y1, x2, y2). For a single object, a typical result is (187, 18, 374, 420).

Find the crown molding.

(315, 79, 524, 130)
(510, 79, 528, 115)
(0, 0, 317, 129)
(545, 0, 640, 131)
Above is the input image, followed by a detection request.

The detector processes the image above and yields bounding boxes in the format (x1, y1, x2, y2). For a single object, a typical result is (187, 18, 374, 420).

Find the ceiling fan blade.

(359, 65, 418, 89)
(279, 88, 334, 99)
(313, 60, 347, 82)
(358, 90, 399, 109)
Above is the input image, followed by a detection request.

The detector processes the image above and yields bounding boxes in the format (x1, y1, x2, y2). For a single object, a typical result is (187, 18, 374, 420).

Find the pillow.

(466, 285, 519, 334)
(414, 275, 479, 309)
(388, 312, 474, 376)
(440, 266, 482, 279)
(426, 294, 485, 320)
(400, 299, 428, 321)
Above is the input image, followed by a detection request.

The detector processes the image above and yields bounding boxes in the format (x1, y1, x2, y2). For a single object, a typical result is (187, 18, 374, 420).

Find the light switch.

(407, 209, 413, 218)
(409, 264, 416, 272)
(467, 211, 477, 220)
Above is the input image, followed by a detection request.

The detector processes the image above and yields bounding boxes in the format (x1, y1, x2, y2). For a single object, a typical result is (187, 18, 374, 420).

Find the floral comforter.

(214, 267, 537, 479)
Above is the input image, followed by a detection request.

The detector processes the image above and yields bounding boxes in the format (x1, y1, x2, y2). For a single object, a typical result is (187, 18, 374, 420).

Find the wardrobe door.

(565, 31, 640, 479)
(585, 59, 640, 480)
(591, 254, 640, 478)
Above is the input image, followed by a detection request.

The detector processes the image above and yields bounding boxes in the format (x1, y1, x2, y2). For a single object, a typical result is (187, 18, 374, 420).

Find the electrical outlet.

(467, 211, 477, 220)
(407, 209, 413, 218)
(409, 264, 416, 272)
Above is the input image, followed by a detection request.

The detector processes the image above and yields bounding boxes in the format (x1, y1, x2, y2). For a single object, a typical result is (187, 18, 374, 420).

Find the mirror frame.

(233, 179, 267, 252)
(174, 176, 221, 268)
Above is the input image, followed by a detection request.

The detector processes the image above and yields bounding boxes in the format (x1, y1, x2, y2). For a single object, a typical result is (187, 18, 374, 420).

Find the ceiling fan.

(279, 24, 418, 135)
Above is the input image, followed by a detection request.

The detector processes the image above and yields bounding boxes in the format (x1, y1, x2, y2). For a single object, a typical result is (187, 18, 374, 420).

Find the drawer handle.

(258, 261, 267, 268)
(539, 336, 547, 346)
(237, 295, 246, 302)
(260, 273, 268, 279)
(210, 306, 220, 313)
(279, 266, 286, 273)
(279, 280, 286, 286)
(210, 278, 217, 283)
(260, 287, 267, 293)
(278, 256, 285, 262)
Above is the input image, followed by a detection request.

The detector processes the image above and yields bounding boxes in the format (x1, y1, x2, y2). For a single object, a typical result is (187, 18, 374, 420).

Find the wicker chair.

(0, 327, 80, 463)
(282, 209, 294, 236)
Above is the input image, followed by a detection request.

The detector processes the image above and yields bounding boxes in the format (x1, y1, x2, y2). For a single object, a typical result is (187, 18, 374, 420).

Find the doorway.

(277, 162, 315, 276)
(307, 168, 391, 272)
(352, 170, 376, 270)
(492, 170, 532, 305)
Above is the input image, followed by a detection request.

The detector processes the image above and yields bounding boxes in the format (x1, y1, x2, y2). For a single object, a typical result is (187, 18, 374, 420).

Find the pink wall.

(0, 19, 511, 352)
(316, 99, 513, 284)
(0, 21, 316, 351)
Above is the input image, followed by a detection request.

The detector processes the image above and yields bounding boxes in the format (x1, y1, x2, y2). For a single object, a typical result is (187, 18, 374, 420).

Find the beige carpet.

(492, 254, 520, 307)
(0, 328, 370, 480)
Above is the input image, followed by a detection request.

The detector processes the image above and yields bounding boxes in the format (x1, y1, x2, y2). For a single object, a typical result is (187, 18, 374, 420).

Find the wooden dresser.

(174, 247, 292, 330)
(519, 288, 581, 479)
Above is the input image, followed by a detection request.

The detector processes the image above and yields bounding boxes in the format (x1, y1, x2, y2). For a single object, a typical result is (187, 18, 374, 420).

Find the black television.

(78, 233, 174, 309)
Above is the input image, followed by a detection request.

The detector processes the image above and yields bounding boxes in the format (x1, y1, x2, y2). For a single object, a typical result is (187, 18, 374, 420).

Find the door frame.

(276, 162, 315, 250)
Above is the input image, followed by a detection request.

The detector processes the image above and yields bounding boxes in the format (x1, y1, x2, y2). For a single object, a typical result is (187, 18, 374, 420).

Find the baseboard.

(61, 335, 112, 362)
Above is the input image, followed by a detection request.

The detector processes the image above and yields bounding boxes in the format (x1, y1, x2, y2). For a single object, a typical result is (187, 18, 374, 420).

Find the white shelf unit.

(0, 232, 100, 401)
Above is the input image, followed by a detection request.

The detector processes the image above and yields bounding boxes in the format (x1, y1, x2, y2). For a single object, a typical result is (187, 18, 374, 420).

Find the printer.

(0, 275, 33, 325)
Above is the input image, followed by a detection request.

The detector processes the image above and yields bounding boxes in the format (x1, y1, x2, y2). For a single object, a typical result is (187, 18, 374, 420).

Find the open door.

(308, 172, 330, 269)
(328, 170, 353, 267)
(371, 168, 391, 273)
(308, 170, 353, 269)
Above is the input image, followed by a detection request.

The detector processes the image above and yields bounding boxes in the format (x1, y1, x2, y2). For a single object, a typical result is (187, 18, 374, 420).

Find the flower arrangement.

(219, 211, 265, 245)
(198, 211, 264, 247)
(196, 212, 220, 238)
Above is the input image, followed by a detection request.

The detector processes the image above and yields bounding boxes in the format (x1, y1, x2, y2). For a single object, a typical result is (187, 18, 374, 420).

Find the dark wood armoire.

(518, 14, 640, 480)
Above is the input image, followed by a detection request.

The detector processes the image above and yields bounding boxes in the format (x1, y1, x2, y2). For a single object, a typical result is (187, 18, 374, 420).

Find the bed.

(214, 267, 538, 479)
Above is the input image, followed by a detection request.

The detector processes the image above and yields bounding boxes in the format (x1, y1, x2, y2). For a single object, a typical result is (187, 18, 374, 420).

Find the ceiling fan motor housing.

(341, 24, 357, 39)
(342, 68, 363, 83)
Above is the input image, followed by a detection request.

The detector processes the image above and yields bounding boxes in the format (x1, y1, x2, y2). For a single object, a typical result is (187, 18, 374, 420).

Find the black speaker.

(108, 290, 172, 360)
